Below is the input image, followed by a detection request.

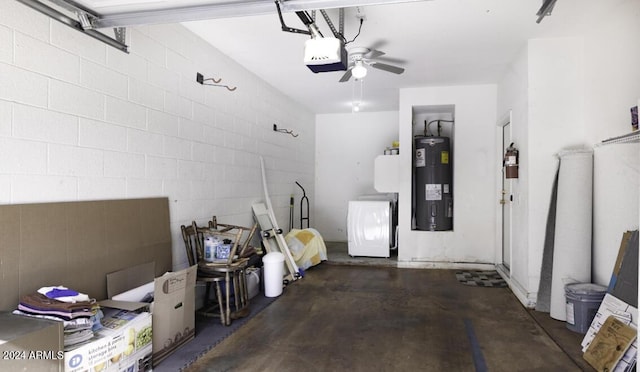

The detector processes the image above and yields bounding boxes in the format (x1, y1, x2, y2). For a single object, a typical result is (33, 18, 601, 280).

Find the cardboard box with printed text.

(63, 307, 152, 372)
(103, 262, 196, 367)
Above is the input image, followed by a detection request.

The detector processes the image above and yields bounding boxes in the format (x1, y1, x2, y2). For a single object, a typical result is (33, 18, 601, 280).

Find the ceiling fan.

(339, 46, 405, 82)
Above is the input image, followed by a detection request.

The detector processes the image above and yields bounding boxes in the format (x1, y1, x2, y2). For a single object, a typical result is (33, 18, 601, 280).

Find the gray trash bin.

(564, 283, 607, 334)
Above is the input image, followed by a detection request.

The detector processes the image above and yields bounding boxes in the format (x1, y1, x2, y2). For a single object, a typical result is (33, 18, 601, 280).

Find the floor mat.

(456, 270, 507, 288)
(153, 293, 278, 371)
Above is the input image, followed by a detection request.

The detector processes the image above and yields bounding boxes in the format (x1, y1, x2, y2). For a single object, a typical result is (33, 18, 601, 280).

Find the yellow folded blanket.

(285, 228, 328, 270)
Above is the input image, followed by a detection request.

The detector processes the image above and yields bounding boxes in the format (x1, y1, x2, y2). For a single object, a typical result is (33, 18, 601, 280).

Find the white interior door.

(501, 122, 512, 271)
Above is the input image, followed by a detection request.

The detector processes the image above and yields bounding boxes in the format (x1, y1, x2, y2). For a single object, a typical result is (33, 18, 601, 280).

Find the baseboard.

(496, 265, 537, 308)
(397, 261, 496, 271)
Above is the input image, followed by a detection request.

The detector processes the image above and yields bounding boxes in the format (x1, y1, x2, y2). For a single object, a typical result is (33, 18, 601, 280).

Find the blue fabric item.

(46, 288, 79, 299)
(91, 309, 104, 332)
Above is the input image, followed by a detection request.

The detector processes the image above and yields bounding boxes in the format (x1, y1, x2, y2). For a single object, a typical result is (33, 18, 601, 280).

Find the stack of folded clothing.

(61, 318, 95, 348)
(13, 286, 101, 349)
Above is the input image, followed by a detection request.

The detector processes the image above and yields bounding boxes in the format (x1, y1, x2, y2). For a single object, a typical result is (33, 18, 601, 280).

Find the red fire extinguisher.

(504, 143, 519, 179)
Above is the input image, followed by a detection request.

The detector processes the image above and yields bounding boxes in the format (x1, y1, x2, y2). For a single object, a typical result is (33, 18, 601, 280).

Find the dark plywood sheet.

(0, 198, 172, 311)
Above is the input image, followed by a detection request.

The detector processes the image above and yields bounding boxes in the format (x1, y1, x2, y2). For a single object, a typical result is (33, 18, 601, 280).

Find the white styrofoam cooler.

(347, 200, 392, 258)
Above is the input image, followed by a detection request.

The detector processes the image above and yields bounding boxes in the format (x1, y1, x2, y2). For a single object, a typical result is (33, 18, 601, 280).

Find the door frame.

(496, 110, 513, 275)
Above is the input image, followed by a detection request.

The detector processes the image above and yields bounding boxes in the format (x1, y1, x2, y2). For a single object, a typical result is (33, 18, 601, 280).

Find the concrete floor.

(186, 243, 594, 371)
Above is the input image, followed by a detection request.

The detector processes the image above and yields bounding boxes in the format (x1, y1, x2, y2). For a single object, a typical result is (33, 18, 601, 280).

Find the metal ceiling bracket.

(76, 11, 95, 29)
(16, 0, 129, 53)
(319, 9, 342, 40)
(276, 1, 312, 36)
(536, 0, 558, 24)
(48, 0, 99, 29)
(113, 27, 126, 44)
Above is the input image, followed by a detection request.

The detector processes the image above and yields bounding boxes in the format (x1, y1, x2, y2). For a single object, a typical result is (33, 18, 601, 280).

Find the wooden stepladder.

(254, 156, 303, 284)
(252, 202, 301, 284)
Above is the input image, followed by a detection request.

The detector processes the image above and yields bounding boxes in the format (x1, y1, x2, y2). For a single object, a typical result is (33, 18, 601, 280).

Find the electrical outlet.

(196, 72, 204, 84)
(355, 7, 366, 21)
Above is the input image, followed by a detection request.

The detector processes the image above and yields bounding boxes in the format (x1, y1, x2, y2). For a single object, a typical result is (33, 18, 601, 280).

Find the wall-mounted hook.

(196, 72, 237, 91)
(273, 124, 298, 138)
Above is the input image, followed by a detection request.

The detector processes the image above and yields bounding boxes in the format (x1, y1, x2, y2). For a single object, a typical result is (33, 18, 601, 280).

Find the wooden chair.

(181, 224, 226, 324)
(208, 216, 258, 258)
(182, 218, 257, 326)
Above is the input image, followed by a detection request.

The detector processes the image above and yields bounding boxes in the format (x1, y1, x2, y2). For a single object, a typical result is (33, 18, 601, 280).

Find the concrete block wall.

(0, 2, 315, 269)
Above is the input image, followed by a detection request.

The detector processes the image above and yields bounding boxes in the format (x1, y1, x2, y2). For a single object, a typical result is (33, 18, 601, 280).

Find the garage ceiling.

(24, 0, 611, 114)
(183, 0, 606, 113)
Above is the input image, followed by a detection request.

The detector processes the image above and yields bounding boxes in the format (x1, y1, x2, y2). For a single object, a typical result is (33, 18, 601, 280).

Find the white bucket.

(263, 252, 285, 297)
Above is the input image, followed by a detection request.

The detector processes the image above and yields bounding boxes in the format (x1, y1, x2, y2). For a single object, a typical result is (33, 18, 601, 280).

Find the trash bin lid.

(565, 283, 607, 295)
(263, 252, 285, 263)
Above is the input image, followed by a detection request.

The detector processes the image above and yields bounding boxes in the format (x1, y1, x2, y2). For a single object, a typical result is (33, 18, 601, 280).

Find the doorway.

(500, 119, 512, 272)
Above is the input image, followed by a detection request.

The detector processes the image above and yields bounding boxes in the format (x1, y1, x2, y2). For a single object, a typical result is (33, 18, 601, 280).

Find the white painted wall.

(593, 142, 639, 285)
(527, 37, 587, 291)
(497, 37, 586, 304)
(582, 0, 640, 144)
(398, 85, 497, 264)
(315, 111, 399, 241)
(583, 0, 640, 286)
(496, 0, 640, 304)
(0, 2, 315, 270)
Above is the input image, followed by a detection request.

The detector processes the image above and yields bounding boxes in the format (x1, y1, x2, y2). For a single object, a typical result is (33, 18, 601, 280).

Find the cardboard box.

(104, 262, 197, 367)
(64, 308, 152, 372)
(608, 230, 638, 307)
(584, 316, 636, 372)
(581, 293, 638, 371)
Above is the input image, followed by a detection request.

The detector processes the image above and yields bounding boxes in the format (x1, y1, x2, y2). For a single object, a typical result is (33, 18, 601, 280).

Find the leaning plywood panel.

(66, 200, 108, 300)
(0, 205, 21, 312)
(18, 203, 70, 305)
(550, 149, 593, 321)
(0, 197, 172, 311)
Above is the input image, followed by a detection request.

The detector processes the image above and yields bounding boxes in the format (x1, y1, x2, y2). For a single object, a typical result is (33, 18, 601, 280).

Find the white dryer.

(347, 194, 397, 258)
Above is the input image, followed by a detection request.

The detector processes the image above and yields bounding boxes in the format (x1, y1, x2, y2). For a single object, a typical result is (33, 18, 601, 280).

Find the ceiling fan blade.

(368, 40, 388, 51)
(365, 49, 385, 59)
(339, 68, 353, 82)
(373, 55, 408, 65)
(370, 62, 405, 74)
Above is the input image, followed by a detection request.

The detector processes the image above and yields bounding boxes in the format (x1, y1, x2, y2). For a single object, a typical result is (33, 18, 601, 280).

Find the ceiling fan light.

(352, 63, 367, 79)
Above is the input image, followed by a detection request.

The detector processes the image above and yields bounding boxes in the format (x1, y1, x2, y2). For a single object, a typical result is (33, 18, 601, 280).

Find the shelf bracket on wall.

(273, 124, 298, 137)
(196, 72, 237, 91)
